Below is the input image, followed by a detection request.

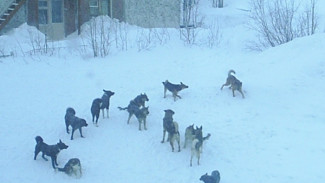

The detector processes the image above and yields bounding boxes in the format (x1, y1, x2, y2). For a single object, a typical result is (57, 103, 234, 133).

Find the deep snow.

(0, 0, 325, 183)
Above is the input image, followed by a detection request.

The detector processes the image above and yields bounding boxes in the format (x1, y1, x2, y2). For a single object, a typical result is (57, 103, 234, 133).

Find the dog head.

(180, 82, 189, 89)
(164, 109, 175, 116)
(140, 93, 149, 102)
(199, 173, 208, 182)
(80, 119, 88, 127)
(103, 90, 115, 97)
(58, 140, 69, 150)
(142, 106, 149, 115)
(194, 126, 203, 139)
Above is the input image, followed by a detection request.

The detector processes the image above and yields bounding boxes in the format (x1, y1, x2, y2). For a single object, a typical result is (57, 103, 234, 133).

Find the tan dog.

(220, 70, 245, 98)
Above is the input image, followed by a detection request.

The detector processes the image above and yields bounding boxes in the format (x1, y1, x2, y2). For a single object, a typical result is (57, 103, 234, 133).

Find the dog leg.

(102, 109, 105, 119)
(176, 134, 181, 152)
(65, 123, 70, 134)
(170, 139, 175, 152)
(161, 130, 166, 143)
(232, 88, 236, 97)
(79, 128, 84, 138)
(164, 87, 167, 98)
(239, 89, 245, 98)
(144, 119, 147, 130)
(34, 147, 40, 160)
(127, 114, 132, 124)
(71, 129, 75, 140)
(106, 108, 109, 118)
(190, 154, 193, 167)
(51, 157, 57, 169)
(42, 152, 49, 161)
(138, 120, 142, 131)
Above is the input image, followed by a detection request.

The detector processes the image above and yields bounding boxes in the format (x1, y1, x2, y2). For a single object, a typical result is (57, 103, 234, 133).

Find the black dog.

(100, 90, 115, 118)
(200, 170, 220, 183)
(34, 136, 69, 169)
(58, 158, 82, 178)
(91, 98, 102, 126)
(64, 107, 88, 140)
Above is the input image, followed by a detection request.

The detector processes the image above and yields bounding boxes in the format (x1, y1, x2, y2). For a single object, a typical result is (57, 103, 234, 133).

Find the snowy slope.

(0, 0, 325, 183)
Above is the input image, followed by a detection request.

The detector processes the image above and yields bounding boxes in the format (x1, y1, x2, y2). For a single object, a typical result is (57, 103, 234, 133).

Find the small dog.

(161, 109, 180, 152)
(91, 98, 102, 126)
(118, 93, 149, 125)
(162, 80, 189, 101)
(58, 158, 82, 178)
(220, 69, 245, 98)
(200, 170, 220, 183)
(190, 126, 211, 166)
(119, 105, 149, 130)
(64, 107, 88, 140)
(100, 90, 115, 118)
(34, 136, 69, 169)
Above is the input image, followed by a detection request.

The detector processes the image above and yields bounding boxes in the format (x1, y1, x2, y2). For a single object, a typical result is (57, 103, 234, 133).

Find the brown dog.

(220, 70, 245, 98)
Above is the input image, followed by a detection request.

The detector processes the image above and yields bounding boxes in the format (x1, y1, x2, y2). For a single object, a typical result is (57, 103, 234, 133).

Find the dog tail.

(228, 69, 236, 76)
(35, 136, 43, 144)
(57, 167, 66, 172)
(203, 133, 211, 141)
(118, 106, 128, 110)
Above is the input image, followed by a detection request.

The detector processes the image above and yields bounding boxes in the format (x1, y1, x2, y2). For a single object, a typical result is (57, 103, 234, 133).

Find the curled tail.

(211, 170, 221, 183)
(118, 107, 128, 111)
(35, 136, 43, 144)
(228, 69, 236, 76)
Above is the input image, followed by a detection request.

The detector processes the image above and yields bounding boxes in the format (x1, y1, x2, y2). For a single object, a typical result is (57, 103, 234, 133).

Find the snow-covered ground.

(0, 0, 324, 183)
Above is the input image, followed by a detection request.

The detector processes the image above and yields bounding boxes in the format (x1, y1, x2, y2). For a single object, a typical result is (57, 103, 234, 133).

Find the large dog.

(64, 107, 88, 140)
(119, 105, 149, 130)
(100, 90, 115, 118)
(58, 158, 82, 178)
(161, 109, 180, 152)
(200, 170, 221, 183)
(118, 93, 149, 125)
(190, 126, 211, 166)
(34, 136, 69, 169)
(162, 80, 189, 101)
(183, 124, 195, 149)
(220, 69, 245, 98)
(91, 98, 102, 126)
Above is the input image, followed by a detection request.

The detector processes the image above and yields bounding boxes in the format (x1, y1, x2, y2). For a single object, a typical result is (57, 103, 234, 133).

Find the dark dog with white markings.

(162, 80, 189, 101)
(64, 107, 88, 140)
(118, 93, 149, 125)
(161, 109, 180, 152)
(100, 90, 115, 118)
(34, 136, 69, 169)
(58, 158, 82, 178)
(200, 170, 220, 183)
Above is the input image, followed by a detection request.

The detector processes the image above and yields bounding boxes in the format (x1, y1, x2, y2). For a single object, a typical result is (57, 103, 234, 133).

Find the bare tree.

(212, 0, 224, 8)
(248, 0, 318, 50)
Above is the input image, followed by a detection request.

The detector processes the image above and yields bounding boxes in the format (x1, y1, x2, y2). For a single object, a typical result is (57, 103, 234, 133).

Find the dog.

(64, 107, 88, 140)
(162, 80, 189, 101)
(119, 105, 149, 130)
(200, 170, 220, 183)
(161, 109, 181, 152)
(34, 136, 69, 169)
(58, 158, 82, 178)
(190, 126, 211, 166)
(183, 124, 195, 149)
(91, 98, 102, 126)
(118, 93, 149, 125)
(220, 69, 245, 98)
(100, 90, 115, 118)
(65, 107, 76, 134)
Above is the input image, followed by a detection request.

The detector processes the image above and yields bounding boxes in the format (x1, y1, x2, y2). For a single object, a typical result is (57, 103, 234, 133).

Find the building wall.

(0, 1, 27, 35)
(124, 0, 180, 28)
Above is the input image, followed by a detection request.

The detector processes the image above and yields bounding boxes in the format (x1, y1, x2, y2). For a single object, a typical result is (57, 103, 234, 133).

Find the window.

(52, 0, 63, 23)
(89, 0, 99, 16)
(38, 0, 48, 24)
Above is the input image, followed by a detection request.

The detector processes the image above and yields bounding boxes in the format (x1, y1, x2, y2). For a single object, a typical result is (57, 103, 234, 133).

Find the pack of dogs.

(34, 71, 242, 179)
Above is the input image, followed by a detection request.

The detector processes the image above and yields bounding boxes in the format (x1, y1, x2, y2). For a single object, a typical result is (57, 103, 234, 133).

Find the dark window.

(39, 9, 48, 24)
(38, 1, 48, 7)
(89, 0, 99, 16)
(52, 0, 63, 23)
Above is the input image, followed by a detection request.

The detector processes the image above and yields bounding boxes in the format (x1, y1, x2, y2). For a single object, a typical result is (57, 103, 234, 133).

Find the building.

(0, 0, 181, 40)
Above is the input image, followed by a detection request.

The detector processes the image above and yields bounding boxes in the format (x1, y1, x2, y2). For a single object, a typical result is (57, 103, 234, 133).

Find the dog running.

(220, 69, 245, 98)
(34, 136, 69, 169)
(64, 107, 88, 140)
(57, 158, 82, 178)
(162, 80, 189, 101)
(161, 109, 181, 152)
